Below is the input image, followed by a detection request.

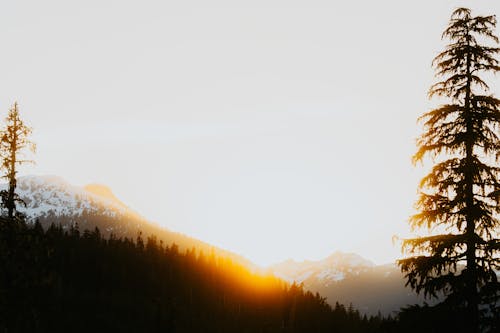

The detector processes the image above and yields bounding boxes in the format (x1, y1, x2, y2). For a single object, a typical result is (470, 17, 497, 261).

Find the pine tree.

(0, 102, 35, 219)
(398, 8, 500, 332)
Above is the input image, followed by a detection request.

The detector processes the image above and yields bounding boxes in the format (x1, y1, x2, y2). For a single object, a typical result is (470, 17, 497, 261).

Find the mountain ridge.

(2, 174, 253, 268)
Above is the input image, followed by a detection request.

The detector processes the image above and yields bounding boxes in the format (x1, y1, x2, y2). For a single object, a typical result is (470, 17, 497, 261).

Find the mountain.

(9, 175, 131, 221)
(3, 175, 431, 316)
(2, 175, 249, 264)
(270, 252, 430, 316)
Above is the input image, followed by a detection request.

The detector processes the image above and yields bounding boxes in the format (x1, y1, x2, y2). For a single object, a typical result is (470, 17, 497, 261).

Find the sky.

(0, 0, 499, 267)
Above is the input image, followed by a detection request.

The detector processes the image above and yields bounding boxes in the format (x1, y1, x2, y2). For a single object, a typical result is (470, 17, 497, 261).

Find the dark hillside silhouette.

(0, 218, 394, 333)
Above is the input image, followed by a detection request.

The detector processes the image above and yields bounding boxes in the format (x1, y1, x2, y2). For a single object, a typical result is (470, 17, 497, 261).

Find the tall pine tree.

(398, 8, 500, 332)
(0, 102, 35, 219)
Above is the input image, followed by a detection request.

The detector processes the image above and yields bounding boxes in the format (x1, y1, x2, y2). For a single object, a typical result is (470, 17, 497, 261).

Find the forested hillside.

(0, 218, 393, 333)
(6, 175, 253, 268)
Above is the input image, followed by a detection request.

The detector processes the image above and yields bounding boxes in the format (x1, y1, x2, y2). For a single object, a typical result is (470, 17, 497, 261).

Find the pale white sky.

(0, 1, 499, 266)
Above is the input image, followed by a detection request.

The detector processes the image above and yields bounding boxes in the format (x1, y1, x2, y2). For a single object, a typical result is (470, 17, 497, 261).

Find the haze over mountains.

(5, 175, 427, 315)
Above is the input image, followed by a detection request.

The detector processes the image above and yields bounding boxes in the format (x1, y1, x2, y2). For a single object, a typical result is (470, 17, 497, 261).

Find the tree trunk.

(464, 47, 479, 333)
(7, 115, 17, 219)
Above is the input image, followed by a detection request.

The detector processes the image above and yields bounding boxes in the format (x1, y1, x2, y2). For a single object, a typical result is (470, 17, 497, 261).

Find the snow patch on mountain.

(316, 268, 345, 282)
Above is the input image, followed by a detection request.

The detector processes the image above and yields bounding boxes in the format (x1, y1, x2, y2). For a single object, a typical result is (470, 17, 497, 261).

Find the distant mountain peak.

(323, 251, 375, 267)
(270, 251, 374, 286)
(84, 183, 124, 206)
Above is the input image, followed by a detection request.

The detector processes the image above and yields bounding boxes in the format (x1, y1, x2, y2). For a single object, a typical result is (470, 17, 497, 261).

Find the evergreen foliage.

(398, 8, 500, 332)
(0, 218, 393, 332)
(0, 102, 35, 219)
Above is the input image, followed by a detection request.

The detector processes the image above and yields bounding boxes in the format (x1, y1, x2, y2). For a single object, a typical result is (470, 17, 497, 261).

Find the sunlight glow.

(1, 0, 498, 267)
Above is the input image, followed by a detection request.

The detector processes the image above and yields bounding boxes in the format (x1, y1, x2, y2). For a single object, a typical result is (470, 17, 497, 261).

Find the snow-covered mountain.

(271, 252, 374, 286)
(3, 175, 132, 220)
(0, 175, 152, 238)
(270, 253, 429, 316)
(1, 175, 251, 266)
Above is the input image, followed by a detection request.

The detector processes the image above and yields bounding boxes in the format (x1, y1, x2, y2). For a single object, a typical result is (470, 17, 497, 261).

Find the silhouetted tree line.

(0, 217, 400, 333)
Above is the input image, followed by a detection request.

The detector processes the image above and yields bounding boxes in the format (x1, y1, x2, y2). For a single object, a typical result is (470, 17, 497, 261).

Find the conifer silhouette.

(399, 8, 500, 332)
(0, 102, 35, 219)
